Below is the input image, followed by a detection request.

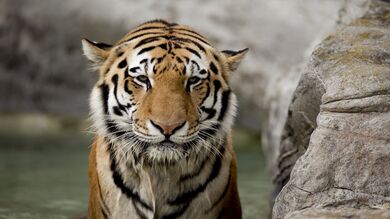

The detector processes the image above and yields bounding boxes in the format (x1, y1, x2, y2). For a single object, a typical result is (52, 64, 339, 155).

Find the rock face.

(273, 0, 390, 218)
(261, 0, 369, 174)
(0, 0, 344, 129)
(285, 208, 390, 219)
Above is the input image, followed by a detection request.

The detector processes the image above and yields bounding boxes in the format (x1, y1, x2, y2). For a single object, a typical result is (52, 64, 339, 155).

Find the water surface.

(0, 130, 271, 219)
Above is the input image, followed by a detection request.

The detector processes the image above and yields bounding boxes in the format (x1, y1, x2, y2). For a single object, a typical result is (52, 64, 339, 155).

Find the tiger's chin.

(126, 137, 199, 164)
(143, 144, 189, 163)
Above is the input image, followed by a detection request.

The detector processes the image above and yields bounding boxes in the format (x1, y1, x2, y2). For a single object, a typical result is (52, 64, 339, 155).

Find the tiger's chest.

(95, 142, 232, 219)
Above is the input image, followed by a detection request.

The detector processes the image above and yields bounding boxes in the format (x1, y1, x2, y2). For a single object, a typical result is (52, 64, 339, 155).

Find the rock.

(285, 208, 390, 219)
(261, 0, 369, 174)
(270, 65, 325, 203)
(272, 0, 390, 218)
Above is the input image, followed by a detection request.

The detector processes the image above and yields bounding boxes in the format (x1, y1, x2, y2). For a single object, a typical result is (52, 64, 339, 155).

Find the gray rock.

(273, 0, 390, 218)
(270, 65, 325, 203)
(261, 0, 369, 174)
(285, 208, 390, 219)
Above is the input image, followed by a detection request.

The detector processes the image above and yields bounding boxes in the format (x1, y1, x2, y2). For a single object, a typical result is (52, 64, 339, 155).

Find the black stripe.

(102, 76, 124, 137)
(191, 60, 200, 70)
(168, 145, 225, 205)
(201, 106, 216, 120)
(176, 56, 183, 63)
(205, 166, 231, 214)
(185, 47, 201, 58)
(157, 55, 165, 64)
(130, 26, 165, 35)
(175, 37, 206, 52)
(213, 80, 221, 106)
(131, 31, 207, 52)
(129, 23, 205, 42)
(173, 42, 182, 49)
(134, 36, 164, 49)
(171, 122, 186, 135)
(108, 143, 153, 211)
(173, 28, 208, 40)
(132, 200, 148, 219)
(123, 68, 129, 78)
(161, 203, 190, 219)
(124, 31, 164, 42)
(124, 80, 133, 95)
(200, 80, 221, 120)
(118, 59, 127, 68)
(175, 32, 210, 46)
(218, 90, 231, 121)
(213, 53, 220, 62)
(138, 46, 157, 55)
(85, 38, 112, 50)
(96, 169, 110, 219)
(129, 67, 140, 73)
(101, 208, 108, 219)
(111, 75, 128, 113)
(150, 120, 164, 134)
(106, 120, 126, 137)
(199, 124, 220, 141)
(113, 106, 123, 116)
(179, 156, 208, 182)
(199, 83, 210, 106)
(94, 42, 111, 49)
(209, 62, 218, 74)
(158, 43, 168, 50)
(100, 84, 110, 114)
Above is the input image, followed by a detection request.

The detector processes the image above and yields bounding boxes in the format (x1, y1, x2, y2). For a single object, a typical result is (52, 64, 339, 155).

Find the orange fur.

(83, 20, 247, 219)
(88, 140, 106, 219)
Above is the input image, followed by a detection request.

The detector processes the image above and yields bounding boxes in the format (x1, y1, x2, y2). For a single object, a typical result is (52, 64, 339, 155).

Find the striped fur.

(82, 20, 247, 219)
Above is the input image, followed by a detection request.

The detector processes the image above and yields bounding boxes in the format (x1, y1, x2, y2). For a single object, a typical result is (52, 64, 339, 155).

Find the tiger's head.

(82, 20, 247, 163)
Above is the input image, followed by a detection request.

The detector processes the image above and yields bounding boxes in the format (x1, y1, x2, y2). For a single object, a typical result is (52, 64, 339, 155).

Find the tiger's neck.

(92, 134, 234, 218)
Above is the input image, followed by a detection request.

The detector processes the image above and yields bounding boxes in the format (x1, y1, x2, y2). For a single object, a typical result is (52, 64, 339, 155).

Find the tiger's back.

(82, 20, 247, 219)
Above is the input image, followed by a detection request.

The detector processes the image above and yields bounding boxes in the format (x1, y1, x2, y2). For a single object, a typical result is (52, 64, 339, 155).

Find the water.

(0, 130, 271, 219)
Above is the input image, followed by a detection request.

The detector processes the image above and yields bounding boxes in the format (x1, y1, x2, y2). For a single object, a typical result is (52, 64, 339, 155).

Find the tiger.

(82, 19, 248, 219)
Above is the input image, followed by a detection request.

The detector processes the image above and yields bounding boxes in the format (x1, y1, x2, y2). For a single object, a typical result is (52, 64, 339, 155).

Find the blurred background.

(0, 0, 367, 218)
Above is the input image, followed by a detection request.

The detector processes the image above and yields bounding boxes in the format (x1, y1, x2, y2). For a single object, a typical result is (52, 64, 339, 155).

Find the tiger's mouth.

(136, 137, 198, 151)
(130, 137, 198, 162)
(159, 140, 177, 148)
(105, 120, 223, 162)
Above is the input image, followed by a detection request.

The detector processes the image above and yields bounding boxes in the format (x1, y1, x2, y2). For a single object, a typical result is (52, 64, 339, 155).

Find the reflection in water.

(0, 130, 271, 219)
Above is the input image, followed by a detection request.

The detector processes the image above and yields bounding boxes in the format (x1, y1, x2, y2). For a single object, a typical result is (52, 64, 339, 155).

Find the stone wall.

(273, 0, 390, 218)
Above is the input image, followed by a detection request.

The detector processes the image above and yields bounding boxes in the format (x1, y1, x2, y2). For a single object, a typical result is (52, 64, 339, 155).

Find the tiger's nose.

(150, 120, 186, 136)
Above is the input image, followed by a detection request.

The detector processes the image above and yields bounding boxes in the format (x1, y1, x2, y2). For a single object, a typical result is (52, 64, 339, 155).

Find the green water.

(0, 130, 271, 219)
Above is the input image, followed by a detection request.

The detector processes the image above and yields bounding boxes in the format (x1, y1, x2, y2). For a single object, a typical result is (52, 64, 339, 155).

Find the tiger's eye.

(188, 76, 200, 85)
(136, 75, 149, 83)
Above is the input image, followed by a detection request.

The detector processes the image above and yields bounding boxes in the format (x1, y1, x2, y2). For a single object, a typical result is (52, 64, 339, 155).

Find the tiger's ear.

(221, 48, 249, 72)
(81, 38, 112, 65)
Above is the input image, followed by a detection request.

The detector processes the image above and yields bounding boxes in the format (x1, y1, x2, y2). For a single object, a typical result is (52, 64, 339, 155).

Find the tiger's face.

(83, 20, 247, 163)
